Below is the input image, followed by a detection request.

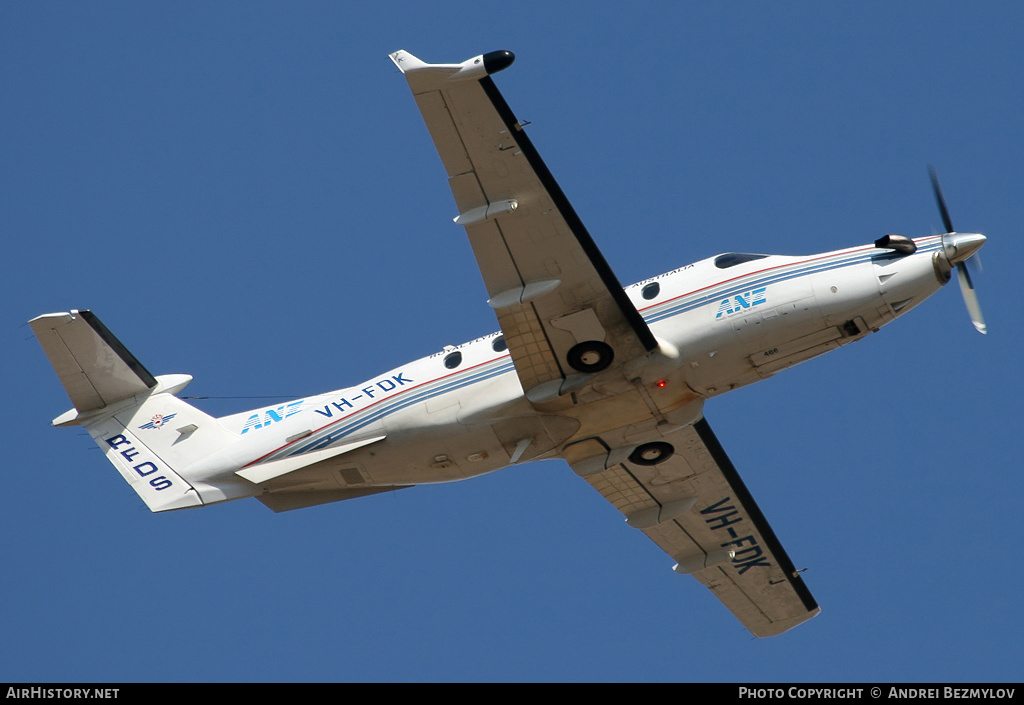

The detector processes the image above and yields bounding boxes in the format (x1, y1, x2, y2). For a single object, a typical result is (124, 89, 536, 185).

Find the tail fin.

(31, 310, 242, 512)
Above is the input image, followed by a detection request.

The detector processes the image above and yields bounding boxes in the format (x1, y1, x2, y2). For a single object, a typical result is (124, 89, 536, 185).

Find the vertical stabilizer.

(31, 310, 246, 512)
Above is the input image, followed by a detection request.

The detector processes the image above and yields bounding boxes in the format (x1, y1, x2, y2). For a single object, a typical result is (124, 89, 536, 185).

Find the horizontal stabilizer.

(30, 310, 156, 414)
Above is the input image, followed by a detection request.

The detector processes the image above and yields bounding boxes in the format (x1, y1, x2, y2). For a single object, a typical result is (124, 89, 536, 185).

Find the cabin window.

(641, 282, 660, 300)
(714, 252, 768, 269)
(443, 351, 463, 369)
(492, 335, 507, 353)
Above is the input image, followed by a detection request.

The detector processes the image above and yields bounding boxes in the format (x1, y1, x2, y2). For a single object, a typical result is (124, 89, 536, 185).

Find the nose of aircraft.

(942, 232, 986, 265)
(928, 169, 988, 334)
(939, 231, 987, 334)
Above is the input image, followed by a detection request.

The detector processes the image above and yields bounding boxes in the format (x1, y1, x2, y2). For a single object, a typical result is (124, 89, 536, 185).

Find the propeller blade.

(956, 260, 987, 334)
(969, 251, 984, 274)
(929, 168, 987, 333)
(929, 166, 955, 234)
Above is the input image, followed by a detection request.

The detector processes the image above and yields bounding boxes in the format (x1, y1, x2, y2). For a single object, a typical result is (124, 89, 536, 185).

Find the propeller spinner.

(929, 167, 987, 334)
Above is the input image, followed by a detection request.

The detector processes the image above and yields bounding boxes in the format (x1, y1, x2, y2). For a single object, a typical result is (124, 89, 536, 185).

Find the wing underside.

(571, 418, 819, 637)
(391, 50, 658, 404)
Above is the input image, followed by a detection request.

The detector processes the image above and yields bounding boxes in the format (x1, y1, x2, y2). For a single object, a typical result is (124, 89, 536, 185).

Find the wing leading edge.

(569, 418, 820, 638)
(391, 50, 659, 404)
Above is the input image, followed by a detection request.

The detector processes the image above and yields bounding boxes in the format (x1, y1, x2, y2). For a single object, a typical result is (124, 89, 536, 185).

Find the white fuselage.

(208, 235, 947, 501)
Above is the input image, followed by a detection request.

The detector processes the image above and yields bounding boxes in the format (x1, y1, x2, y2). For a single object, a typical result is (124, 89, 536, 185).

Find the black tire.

(628, 442, 674, 466)
(566, 340, 614, 373)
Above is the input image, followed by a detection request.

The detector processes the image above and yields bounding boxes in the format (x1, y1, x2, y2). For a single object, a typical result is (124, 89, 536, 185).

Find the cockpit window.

(714, 252, 769, 269)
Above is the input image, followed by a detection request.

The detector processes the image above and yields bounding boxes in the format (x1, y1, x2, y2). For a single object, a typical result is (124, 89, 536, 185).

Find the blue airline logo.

(715, 287, 767, 319)
(241, 400, 304, 434)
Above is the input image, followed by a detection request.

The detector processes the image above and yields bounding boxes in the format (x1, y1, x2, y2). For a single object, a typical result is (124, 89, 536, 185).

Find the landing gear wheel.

(566, 341, 614, 373)
(629, 442, 674, 466)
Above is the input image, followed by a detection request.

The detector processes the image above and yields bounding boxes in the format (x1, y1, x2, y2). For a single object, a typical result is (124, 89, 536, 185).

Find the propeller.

(929, 167, 987, 334)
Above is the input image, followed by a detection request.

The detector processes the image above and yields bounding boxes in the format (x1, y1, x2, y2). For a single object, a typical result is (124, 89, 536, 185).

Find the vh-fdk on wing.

(31, 51, 987, 637)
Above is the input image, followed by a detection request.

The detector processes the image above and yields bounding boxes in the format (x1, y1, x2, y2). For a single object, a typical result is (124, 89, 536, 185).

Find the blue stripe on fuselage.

(642, 243, 939, 324)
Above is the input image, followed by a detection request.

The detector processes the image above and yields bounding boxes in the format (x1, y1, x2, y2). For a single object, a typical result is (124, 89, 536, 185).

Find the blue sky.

(3, 2, 1022, 682)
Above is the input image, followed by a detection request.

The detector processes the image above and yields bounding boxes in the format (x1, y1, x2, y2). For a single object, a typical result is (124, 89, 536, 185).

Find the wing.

(566, 418, 820, 637)
(391, 50, 660, 404)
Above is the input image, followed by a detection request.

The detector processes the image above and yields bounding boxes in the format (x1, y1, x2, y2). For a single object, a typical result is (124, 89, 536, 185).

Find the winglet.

(389, 50, 515, 92)
(388, 49, 430, 74)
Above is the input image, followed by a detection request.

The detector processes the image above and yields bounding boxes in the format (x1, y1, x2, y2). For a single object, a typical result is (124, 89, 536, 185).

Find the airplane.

(30, 50, 987, 638)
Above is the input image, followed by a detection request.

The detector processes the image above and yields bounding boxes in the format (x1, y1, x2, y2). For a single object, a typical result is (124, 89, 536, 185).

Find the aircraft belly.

(378, 423, 511, 485)
(353, 372, 569, 485)
(745, 262, 888, 376)
(698, 261, 900, 387)
(284, 380, 683, 489)
(813, 259, 885, 329)
(678, 308, 820, 396)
